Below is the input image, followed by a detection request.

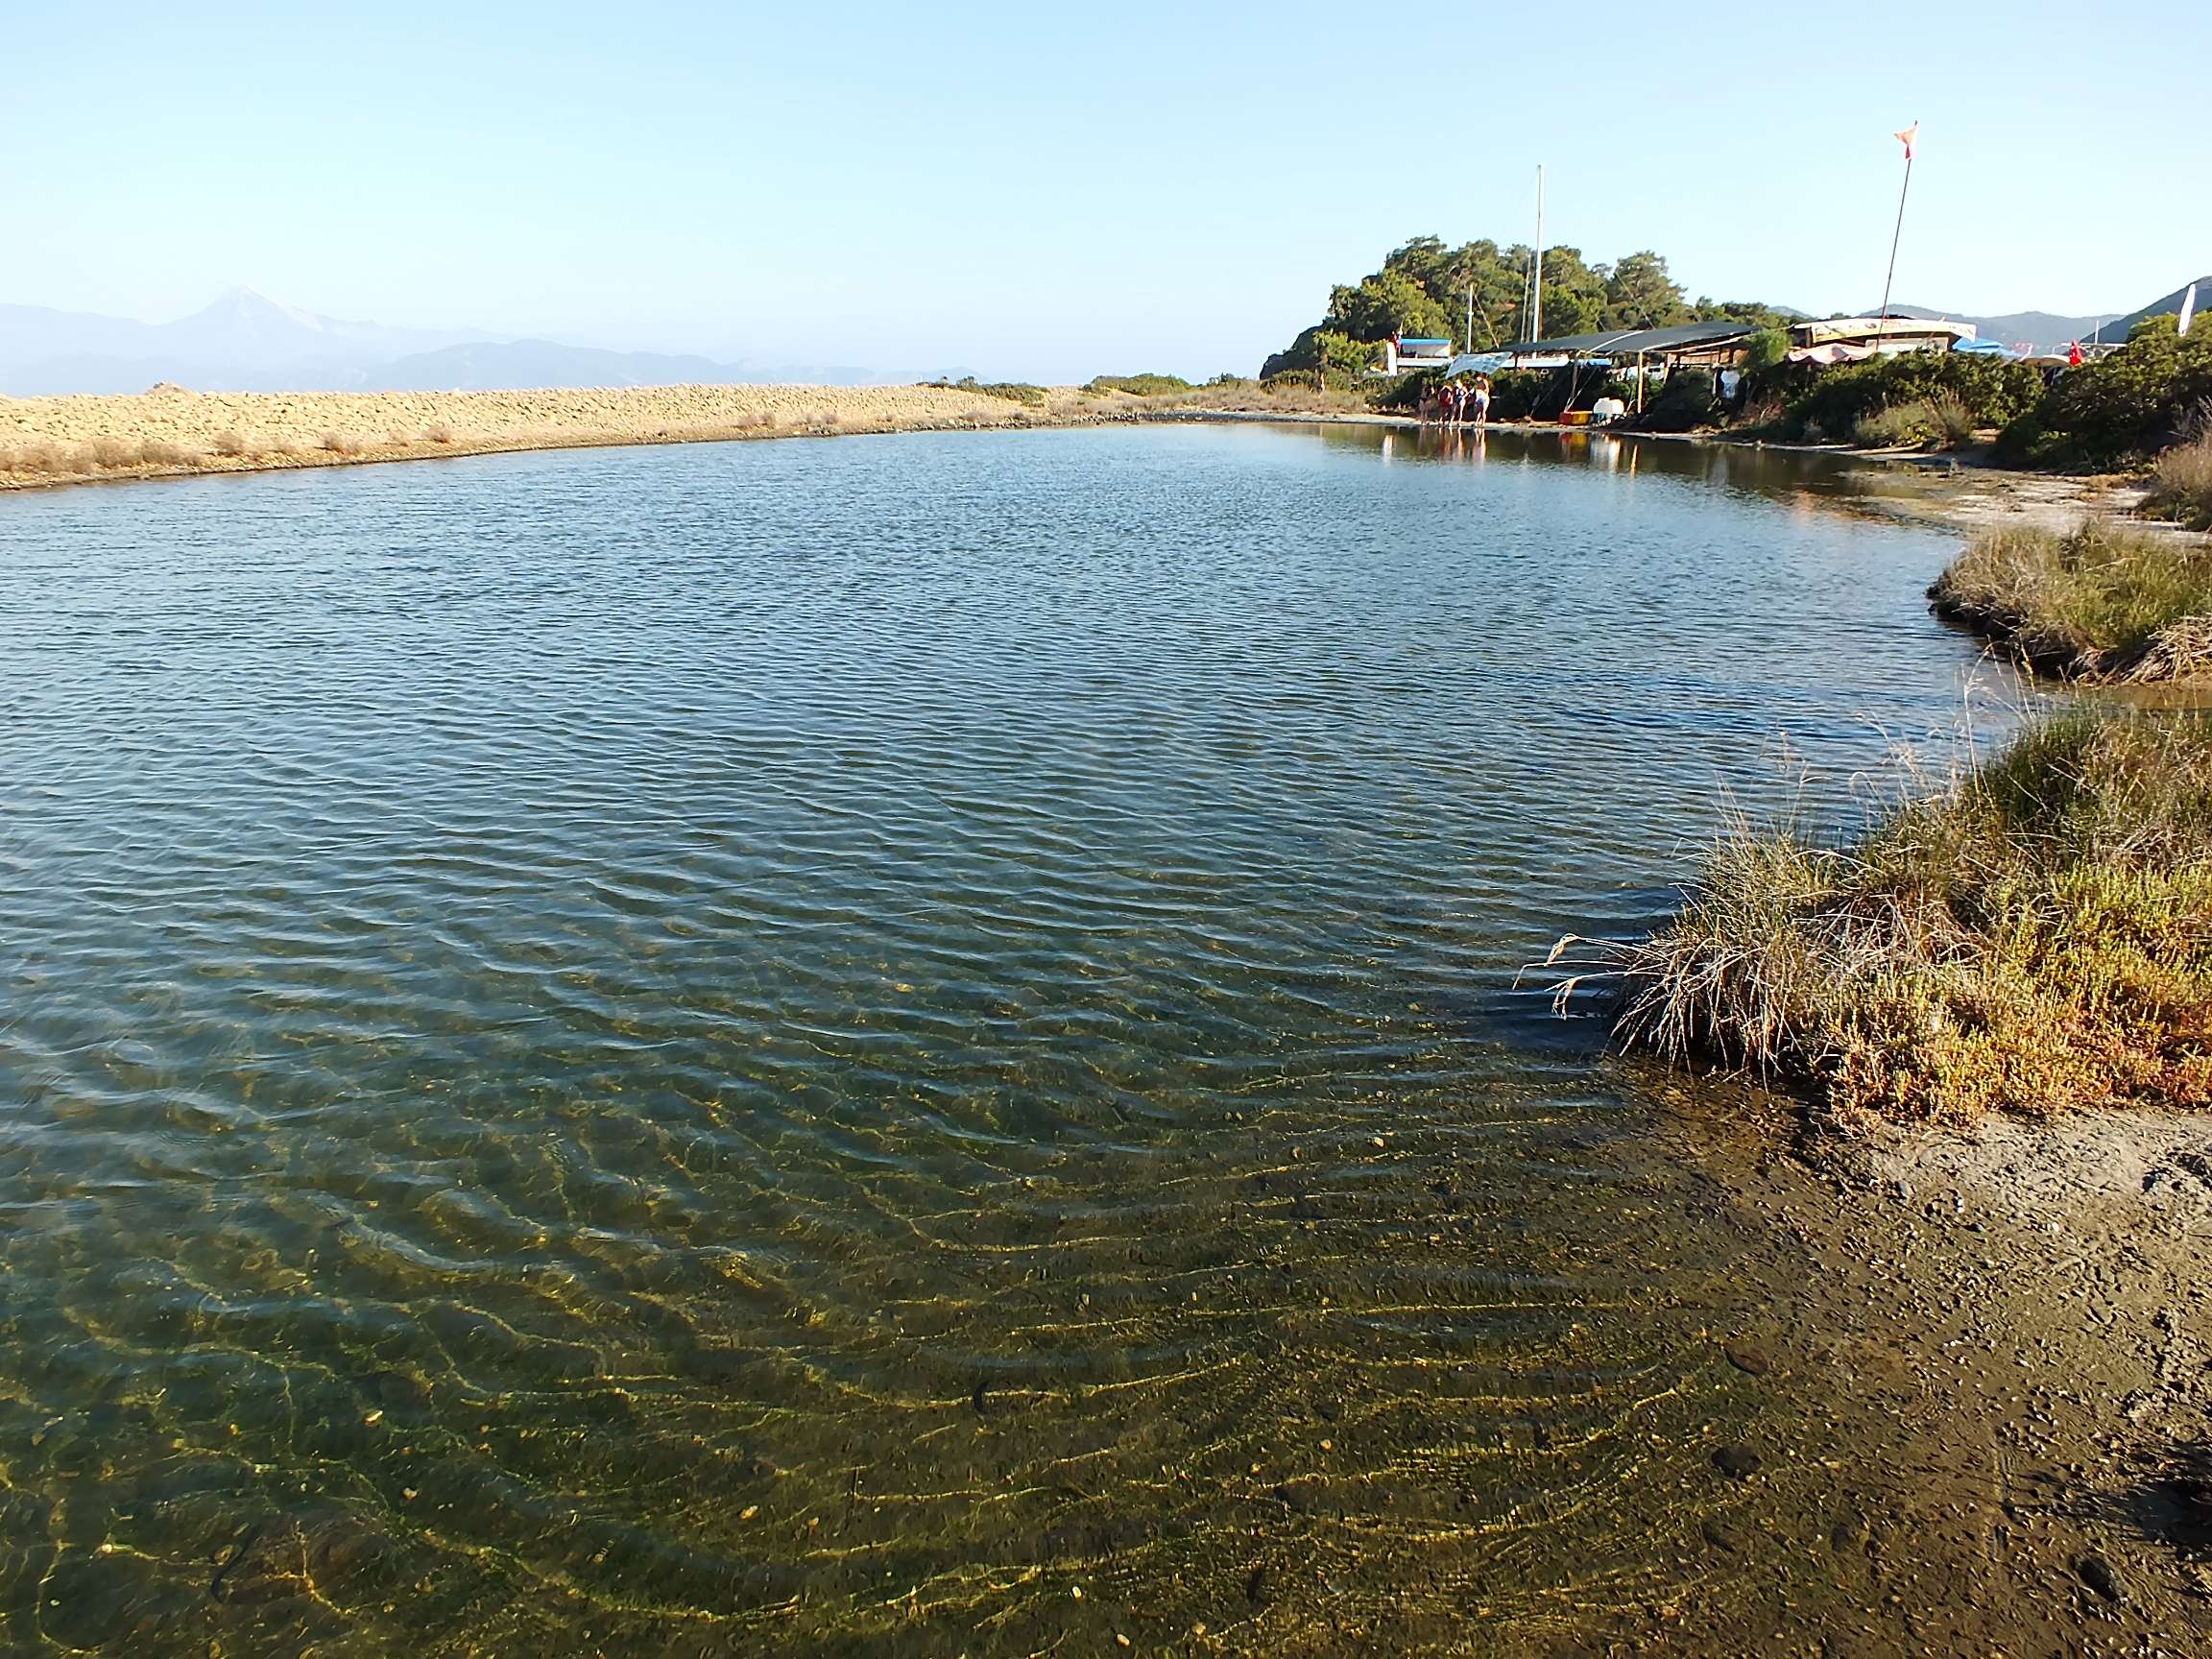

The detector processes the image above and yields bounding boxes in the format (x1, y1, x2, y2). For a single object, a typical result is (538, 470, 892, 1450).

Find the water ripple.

(0, 424, 2002, 1653)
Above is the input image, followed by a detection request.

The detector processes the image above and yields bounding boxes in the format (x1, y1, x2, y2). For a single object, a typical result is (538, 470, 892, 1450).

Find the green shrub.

(1763, 349, 2042, 442)
(1084, 373, 1192, 397)
(943, 377, 1046, 407)
(1638, 367, 1719, 431)
(2000, 316, 2212, 468)
(1742, 328, 1790, 372)
(1481, 370, 1544, 421)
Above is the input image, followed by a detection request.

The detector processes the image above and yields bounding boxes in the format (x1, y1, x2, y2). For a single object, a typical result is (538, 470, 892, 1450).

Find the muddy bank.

(1644, 1081, 2212, 1654)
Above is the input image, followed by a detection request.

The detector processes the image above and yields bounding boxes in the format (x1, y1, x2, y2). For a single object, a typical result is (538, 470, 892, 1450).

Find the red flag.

(1894, 122, 1918, 160)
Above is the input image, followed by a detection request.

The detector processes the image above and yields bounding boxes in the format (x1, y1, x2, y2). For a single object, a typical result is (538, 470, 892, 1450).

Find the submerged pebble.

(1713, 1447, 1763, 1480)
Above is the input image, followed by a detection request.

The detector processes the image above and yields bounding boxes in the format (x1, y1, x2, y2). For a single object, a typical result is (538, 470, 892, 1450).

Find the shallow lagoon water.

(0, 424, 2000, 1653)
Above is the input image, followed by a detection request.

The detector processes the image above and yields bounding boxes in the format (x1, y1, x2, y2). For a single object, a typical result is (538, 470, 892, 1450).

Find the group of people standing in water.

(1424, 375, 1492, 427)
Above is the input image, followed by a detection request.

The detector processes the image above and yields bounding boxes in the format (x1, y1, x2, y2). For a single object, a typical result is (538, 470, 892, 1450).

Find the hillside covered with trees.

(1262, 236, 1793, 381)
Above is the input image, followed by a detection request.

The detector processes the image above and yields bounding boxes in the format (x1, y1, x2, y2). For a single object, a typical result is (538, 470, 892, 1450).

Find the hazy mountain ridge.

(0, 289, 924, 394)
(1882, 302, 2120, 354)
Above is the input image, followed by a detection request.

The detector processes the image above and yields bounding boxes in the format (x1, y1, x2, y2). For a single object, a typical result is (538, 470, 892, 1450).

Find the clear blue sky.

(7, 0, 2205, 379)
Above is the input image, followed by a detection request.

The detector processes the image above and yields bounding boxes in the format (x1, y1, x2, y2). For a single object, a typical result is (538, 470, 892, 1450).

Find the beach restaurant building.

(1783, 316, 1977, 364)
(1449, 314, 1980, 382)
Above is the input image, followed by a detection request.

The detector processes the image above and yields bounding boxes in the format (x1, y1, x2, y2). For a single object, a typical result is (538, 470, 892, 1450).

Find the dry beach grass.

(1592, 709, 2212, 1123)
(1929, 517, 2212, 683)
(0, 381, 1085, 488)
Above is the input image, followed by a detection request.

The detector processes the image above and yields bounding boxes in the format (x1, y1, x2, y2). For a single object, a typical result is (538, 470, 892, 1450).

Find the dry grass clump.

(211, 430, 249, 457)
(142, 439, 187, 465)
(1593, 710, 2212, 1121)
(319, 431, 364, 456)
(31, 444, 90, 474)
(2144, 433, 2212, 532)
(1929, 518, 2212, 681)
(424, 421, 455, 445)
(88, 436, 144, 467)
(1852, 393, 1976, 450)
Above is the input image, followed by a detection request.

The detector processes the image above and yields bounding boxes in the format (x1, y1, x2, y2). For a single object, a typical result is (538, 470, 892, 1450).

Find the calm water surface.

(0, 425, 1997, 1654)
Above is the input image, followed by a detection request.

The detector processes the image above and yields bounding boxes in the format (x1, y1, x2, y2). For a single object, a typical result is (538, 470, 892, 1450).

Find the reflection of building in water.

(1594, 435, 1621, 470)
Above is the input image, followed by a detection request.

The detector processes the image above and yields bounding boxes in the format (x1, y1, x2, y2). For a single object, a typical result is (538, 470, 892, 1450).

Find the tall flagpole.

(1531, 164, 1545, 342)
(1876, 123, 1917, 334)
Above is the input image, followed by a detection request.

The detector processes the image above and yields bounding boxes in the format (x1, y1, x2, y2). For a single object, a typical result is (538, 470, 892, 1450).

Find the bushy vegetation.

(1928, 519, 2212, 680)
(1754, 349, 2042, 443)
(1605, 709, 2212, 1120)
(1638, 368, 1719, 432)
(2144, 432, 2212, 530)
(1742, 328, 1790, 372)
(1851, 392, 1975, 449)
(1085, 373, 1193, 397)
(934, 377, 1045, 407)
(1261, 233, 1791, 379)
(1999, 316, 2212, 468)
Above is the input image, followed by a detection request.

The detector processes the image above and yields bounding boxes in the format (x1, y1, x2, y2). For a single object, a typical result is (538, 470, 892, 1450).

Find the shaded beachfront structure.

(1442, 314, 1989, 414)
(1455, 315, 1979, 378)
(1452, 320, 1762, 378)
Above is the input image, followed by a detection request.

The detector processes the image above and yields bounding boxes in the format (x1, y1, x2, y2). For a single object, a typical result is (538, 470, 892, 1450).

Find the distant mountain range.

(1880, 276, 2206, 354)
(0, 288, 932, 395)
(7, 277, 2204, 396)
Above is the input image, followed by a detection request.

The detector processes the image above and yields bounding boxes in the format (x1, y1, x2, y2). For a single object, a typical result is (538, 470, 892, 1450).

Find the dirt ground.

(1644, 1082, 2212, 1656)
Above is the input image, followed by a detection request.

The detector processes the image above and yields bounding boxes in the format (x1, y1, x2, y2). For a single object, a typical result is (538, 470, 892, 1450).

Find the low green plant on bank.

(1085, 373, 1193, 397)
(1603, 709, 2212, 1121)
(2144, 431, 2212, 530)
(1928, 519, 2212, 681)
(933, 377, 1046, 406)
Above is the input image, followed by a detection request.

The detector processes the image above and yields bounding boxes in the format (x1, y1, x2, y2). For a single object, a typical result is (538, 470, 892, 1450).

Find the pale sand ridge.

(0, 382, 1106, 488)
